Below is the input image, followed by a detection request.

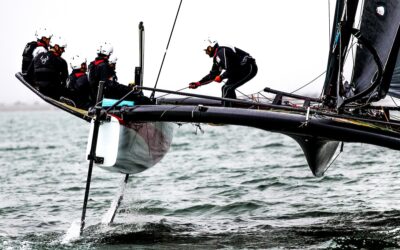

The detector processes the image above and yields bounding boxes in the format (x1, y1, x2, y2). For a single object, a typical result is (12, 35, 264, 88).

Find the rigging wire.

(351, 40, 356, 76)
(341, 0, 365, 108)
(328, 0, 331, 46)
(356, 0, 365, 29)
(234, 1, 331, 105)
(157, 86, 189, 98)
(291, 0, 332, 97)
(236, 89, 256, 102)
(337, 20, 343, 103)
(238, 88, 275, 103)
(155, 1, 368, 109)
(390, 96, 399, 107)
(290, 71, 326, 94)
(349, 0, 365, 89)
(150, 0, 183, 100)
(337, 0, 366, 108)
(256, 91, 274, 102)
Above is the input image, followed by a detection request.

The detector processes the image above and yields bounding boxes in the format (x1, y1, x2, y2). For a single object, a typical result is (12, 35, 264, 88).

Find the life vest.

(22, 42, 38, 60)
(67, 72, 85, 91)
(22, 41, 46, 73)
(88, 59, 105, 83)
(33, 51, 56, 74)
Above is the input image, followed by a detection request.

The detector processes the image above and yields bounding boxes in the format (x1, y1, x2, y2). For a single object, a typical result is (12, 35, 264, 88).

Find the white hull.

(87, 117, 174, 174)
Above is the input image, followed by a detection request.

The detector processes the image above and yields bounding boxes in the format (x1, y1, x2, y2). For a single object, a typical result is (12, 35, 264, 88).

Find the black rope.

(150, 0, 183, 100)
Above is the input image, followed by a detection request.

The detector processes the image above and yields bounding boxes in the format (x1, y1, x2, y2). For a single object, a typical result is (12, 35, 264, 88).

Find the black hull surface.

(15, 73, 91, 122)
(113, 104, 400, 176)
(114, 105, 400, 149)
(15, 73, 174, 175)
(15, 72, 400, 176)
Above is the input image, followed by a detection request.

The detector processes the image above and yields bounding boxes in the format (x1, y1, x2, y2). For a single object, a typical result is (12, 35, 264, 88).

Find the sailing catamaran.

(15, 0, 400, 235)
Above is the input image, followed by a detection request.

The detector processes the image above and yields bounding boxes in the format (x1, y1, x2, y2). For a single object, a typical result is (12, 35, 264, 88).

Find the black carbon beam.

(80, 81, 105, 235)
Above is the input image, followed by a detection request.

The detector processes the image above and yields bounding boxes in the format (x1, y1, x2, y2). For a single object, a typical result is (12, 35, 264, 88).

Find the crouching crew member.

(26, 36, 68, 100)
(22, 28, 52, 75)
(88, 42, 151, 104)
(66, 55, 92, 109)
(189, 38, 258, 107)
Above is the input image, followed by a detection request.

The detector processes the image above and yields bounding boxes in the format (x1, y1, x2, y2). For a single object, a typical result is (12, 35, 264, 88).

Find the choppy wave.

(2, 110, 400, 249)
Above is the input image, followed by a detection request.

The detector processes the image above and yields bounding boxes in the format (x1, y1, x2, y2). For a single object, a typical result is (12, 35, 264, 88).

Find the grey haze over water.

(1, 110, 400, 249)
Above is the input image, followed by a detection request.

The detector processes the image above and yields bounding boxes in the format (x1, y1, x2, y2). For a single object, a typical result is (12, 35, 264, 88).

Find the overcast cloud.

(0, 0, 334, 104)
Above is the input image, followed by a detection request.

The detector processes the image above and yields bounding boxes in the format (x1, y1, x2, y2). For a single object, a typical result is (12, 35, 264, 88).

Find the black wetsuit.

(88, 56, 150, 104)
(66, 70, 92, 109)
(199, 45, 258, 107)
(26, 51, 68, 100)
(21, 41, 47, 74)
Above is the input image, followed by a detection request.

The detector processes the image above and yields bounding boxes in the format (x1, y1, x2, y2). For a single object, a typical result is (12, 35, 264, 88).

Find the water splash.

(101, 175, 129, 224)
(61, 219, 81, 244)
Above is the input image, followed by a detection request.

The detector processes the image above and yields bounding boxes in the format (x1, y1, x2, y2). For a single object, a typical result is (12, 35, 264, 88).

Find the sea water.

(1, 109, 400, 249)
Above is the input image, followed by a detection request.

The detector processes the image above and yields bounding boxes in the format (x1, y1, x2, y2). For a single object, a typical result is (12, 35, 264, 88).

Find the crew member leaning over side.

(26, 36, 68, 100)
(22, 28, 52, 77)
(189, 38, 258, 107)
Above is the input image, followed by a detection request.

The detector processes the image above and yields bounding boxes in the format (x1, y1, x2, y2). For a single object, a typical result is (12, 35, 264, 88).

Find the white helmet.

(109, 54, 118, 64)
(35, 27, 52, 40)
(97, 42, 113, 56)
(50, 36, 67, 48)
(203, 37, 218, 49)
(70, 55, 87, 70)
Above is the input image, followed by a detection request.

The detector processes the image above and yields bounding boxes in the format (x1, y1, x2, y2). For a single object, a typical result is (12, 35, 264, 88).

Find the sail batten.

(387, 27, 400, 99)
(351, 0, 400, 101)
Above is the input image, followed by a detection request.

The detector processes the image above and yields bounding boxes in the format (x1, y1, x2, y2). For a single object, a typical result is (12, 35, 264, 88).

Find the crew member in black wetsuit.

(21, 28, 52, 76)
(66, 55, 92, 109)
(88, 42, 150, 104)
(26, 36, 68, 100)
(108, 54, 118, 83)
(189, 38, 258, 107)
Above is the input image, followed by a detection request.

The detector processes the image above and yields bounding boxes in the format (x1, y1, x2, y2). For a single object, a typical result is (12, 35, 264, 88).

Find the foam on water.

(101, 175, 129, 224)
(61, 219, 81, 244)
(2, 110, 400, 249)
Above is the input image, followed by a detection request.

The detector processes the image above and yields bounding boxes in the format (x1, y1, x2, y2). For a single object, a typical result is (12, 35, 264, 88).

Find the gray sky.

(0, 0, 334, 104)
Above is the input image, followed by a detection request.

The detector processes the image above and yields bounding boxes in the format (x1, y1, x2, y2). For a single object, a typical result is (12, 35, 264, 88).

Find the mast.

(322, 0, 345, 104)
(322, 0, 359, 108)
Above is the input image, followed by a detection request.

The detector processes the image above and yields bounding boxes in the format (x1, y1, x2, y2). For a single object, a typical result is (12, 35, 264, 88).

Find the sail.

(351, 1, 400, 100)
(322, 0, 359, 103)
(388, 42, 400, 98)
